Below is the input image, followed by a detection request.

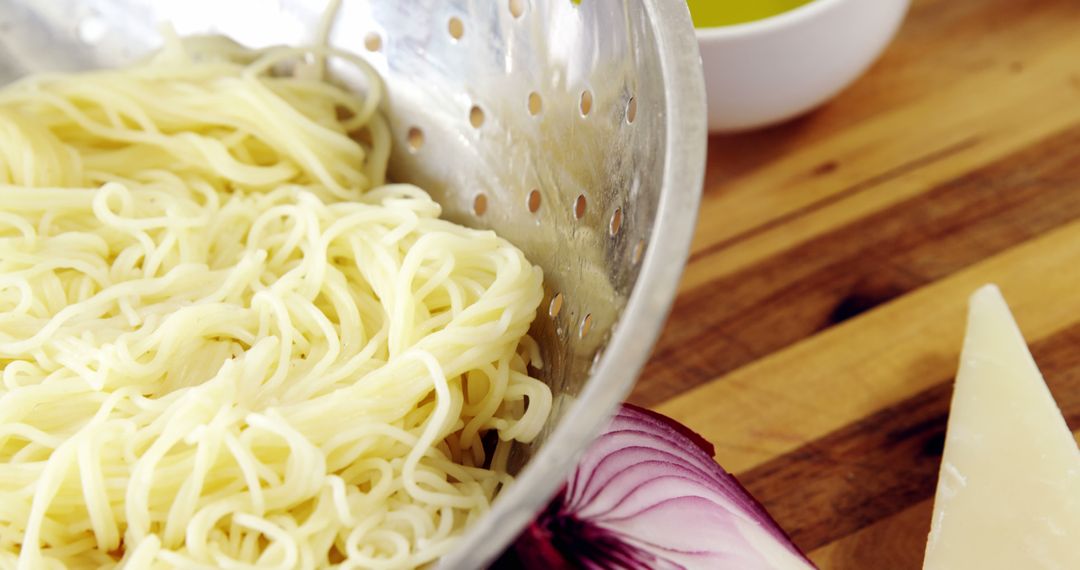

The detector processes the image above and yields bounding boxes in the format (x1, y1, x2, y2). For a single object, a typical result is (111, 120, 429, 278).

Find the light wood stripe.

(637, 125, 1080, 406)
(688, 26, 1080, 270)
(655, 216, 1080, 474)
(732, 325, 1080, 553)
(682, 85, 1080, 295)
(808, 501, 933, 570)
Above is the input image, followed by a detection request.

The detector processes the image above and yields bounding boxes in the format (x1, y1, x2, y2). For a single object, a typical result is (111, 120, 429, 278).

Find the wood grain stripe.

(808, 501, 933, 570)
(679, 89, 1080, 298)
(810, 428, 1080, 569)
(736, 323, 1080, 554)
(738, 382, 948, 554)
(690, 28, 1080, 260)
(653, 215, 1080, 475)
(686, 0, 1080, 259)
(635, 124, 1080, 407)
(687, 137, 980, 265)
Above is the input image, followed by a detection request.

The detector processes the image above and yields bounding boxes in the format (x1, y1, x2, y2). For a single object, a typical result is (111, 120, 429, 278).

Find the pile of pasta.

(0, 35, 551, 569)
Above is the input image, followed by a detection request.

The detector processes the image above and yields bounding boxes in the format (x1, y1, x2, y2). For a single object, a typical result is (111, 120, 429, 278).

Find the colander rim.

(437, 0, 708, 566)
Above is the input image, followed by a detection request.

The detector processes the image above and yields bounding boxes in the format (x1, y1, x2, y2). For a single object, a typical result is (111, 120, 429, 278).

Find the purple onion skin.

(622, 404, 716, 457)
(493, 405, 817, 570)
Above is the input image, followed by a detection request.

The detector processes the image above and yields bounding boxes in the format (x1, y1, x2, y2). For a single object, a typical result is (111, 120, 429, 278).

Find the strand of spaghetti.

(0, 32, 551, 570)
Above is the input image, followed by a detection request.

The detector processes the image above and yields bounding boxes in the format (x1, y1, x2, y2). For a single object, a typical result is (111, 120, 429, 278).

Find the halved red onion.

(502, 404, 815, 569)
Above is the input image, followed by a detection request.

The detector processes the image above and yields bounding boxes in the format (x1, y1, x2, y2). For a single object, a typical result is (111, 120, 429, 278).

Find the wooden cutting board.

(628, 0, 1080, 567)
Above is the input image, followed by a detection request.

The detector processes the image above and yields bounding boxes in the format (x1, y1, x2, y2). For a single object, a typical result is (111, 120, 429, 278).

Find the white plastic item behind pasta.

(0, 33, 551, 569)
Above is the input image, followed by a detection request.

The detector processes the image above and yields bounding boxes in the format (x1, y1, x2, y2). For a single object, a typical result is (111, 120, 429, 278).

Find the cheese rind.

(923, 285, 1080, 569)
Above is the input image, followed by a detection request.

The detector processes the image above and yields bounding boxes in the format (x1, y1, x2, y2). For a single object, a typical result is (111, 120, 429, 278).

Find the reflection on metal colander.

(0, 1, 705, 566)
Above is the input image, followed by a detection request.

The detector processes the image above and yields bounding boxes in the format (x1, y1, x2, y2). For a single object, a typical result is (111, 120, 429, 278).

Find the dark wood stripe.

(813, 500, 933, 570)
(736, 323, 1080, 553)
(689, 137, 980, 265)
(633, 124, 1080, 407)
(739, 382, 948, 554)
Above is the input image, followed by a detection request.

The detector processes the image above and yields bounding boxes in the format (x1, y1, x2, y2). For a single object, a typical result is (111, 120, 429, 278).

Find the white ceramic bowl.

(697, 0, 910, 133)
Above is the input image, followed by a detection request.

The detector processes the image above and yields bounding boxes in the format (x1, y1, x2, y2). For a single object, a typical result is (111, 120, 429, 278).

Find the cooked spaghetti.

(0, 33, 551, 569)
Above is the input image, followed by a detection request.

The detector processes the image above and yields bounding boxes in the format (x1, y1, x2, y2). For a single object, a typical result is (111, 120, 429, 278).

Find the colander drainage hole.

(632, 239, 646, 264)
(579, 313, 593, 338)
(509, 0, 525, 18)
(448, 17, 465, 40)
(528, 92, 543, 116)
(574, 194, 587, 220)
(527, 189, 541, 213)
(406, 127, 424, 152)
(580, 90, 593, 116)
(364, 33, 382, 52)
(548, 293, 563, 318)
(472, 193, 488, 216)
(609, 208, 622, 235)
(469, 106, 485, 128)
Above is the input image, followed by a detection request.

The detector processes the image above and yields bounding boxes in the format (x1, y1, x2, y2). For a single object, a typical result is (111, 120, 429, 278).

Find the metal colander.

(0, 0, 705, 566)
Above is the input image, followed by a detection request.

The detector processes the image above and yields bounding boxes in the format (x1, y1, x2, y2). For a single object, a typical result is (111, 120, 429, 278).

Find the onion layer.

(503, 404, 816, 570)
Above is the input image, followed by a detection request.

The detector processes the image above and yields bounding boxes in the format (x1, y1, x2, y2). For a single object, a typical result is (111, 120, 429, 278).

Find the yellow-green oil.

(688, 0, 816, 27)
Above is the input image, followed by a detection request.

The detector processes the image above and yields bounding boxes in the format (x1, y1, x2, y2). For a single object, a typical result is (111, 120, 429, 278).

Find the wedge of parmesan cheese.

(923, 285, 1080, 569)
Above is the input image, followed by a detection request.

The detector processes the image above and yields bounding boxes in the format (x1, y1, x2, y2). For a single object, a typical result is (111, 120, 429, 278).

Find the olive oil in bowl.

(688, 0, 816, 28)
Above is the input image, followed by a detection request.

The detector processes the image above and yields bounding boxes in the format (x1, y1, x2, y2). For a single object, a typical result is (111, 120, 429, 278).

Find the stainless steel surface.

(0, 0, 706, 567)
